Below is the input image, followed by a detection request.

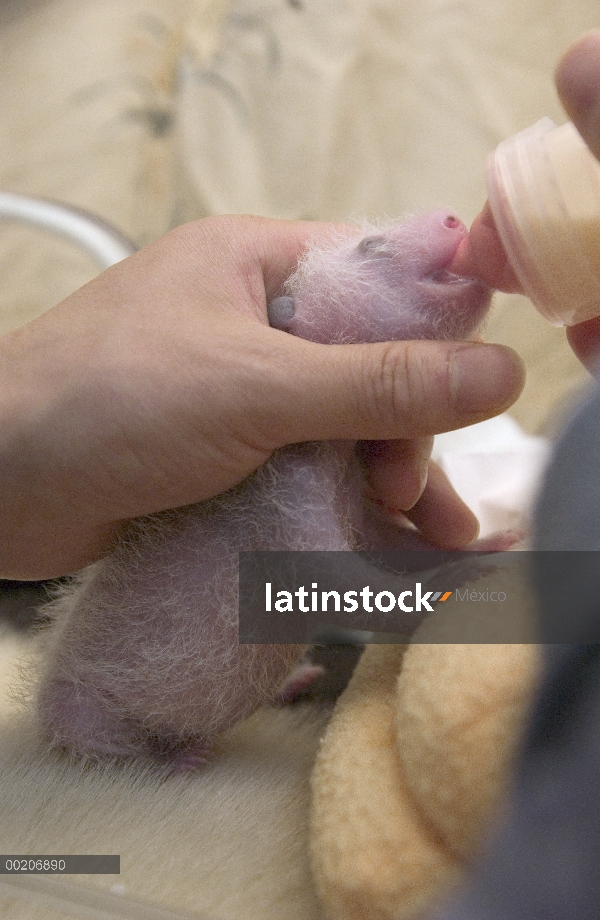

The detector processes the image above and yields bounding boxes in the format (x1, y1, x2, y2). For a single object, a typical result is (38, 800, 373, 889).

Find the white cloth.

(434, 415, 551, 539)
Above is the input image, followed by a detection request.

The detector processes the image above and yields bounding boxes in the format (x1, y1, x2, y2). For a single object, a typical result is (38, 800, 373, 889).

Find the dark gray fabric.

(433, 385, 600, 920)
(535, 385, 600, 552)
(435, 645, 600, 920)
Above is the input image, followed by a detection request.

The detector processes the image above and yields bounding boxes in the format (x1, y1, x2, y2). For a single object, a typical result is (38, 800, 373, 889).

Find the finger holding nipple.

(555, 30, 600, 162)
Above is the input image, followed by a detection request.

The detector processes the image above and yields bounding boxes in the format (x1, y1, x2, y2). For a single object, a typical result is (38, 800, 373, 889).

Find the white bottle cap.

(486, 118, 600, 325)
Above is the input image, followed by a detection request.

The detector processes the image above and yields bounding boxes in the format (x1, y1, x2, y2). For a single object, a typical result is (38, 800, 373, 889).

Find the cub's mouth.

(422, 267, 482, 286)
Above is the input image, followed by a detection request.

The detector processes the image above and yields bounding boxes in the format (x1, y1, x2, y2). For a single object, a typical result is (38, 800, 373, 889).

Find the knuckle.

(365, 343, 449, 435)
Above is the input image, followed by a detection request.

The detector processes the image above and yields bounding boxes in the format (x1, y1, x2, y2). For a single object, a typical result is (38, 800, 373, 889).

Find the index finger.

(555, 30, 600, 162)
(567, 315, 600, 373)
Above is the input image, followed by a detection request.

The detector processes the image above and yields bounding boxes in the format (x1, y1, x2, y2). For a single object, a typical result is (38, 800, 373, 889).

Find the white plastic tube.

(0, 192, 137, 270)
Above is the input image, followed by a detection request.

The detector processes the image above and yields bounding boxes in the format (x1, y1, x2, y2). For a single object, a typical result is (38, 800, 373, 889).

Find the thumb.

(257, 335, 526, 446)
(555, 30, 600, 162)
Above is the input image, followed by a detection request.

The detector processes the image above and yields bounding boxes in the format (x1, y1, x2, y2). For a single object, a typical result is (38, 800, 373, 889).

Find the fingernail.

(449, 344, 525, 415)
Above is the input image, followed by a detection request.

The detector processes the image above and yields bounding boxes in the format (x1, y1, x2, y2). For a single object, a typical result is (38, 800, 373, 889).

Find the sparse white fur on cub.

(37, 212, 491, 769)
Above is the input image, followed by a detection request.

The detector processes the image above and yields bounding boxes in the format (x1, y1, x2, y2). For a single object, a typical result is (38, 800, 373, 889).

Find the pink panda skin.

(268, 212, 490, 343)
(37, 211, 492, 770)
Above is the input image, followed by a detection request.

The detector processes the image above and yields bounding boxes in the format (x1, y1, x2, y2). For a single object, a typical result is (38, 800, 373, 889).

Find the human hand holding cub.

(0, 215, 524, 579)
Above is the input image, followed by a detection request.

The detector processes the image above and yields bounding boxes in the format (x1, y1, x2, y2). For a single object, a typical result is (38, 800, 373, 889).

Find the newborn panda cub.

(37, 212, 491, 770)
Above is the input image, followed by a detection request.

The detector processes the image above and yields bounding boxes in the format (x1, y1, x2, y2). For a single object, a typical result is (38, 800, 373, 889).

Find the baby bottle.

(484, 117, 600, 326)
